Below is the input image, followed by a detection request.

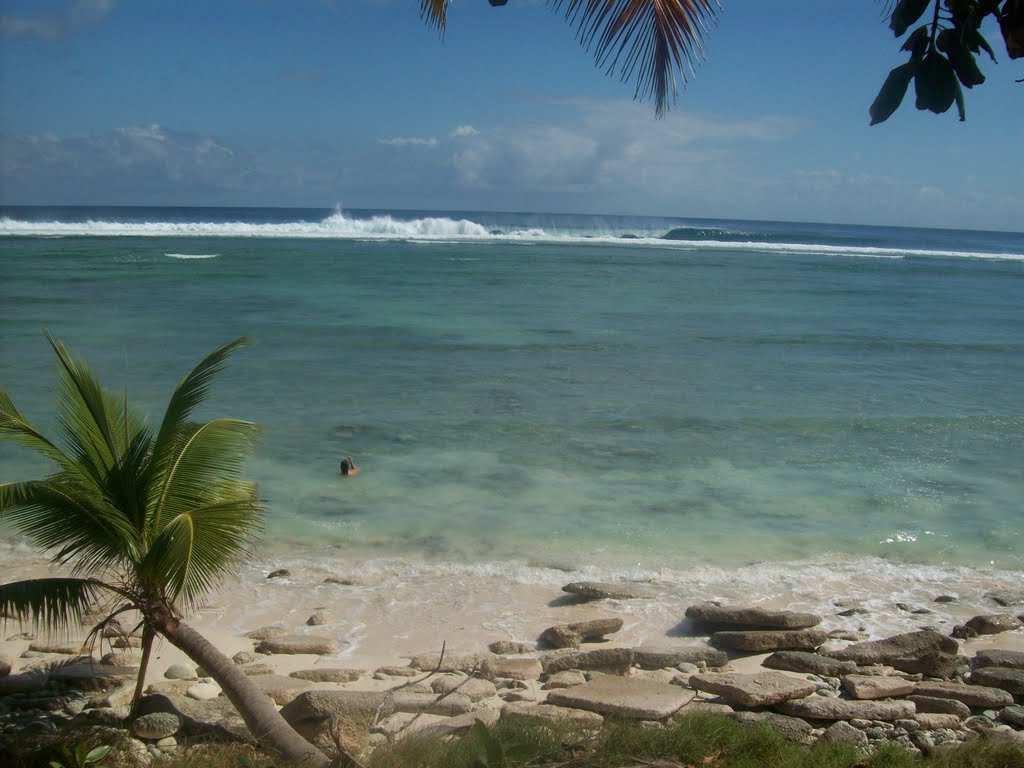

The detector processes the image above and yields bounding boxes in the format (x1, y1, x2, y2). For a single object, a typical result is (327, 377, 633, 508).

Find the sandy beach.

(4, 539, 1023, 688)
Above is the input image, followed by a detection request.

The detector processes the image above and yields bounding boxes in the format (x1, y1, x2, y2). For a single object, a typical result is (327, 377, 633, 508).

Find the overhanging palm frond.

(554, 0, 719, 117)
(420, 0, 449, 35)
(0, 577, 114, 636)
(148, 418, 262, 540)
(139, 495, 262, 609)
(0, 389, 76, 472)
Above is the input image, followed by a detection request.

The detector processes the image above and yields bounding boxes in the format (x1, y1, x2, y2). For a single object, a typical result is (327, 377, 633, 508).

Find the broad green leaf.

(914, 51, 957, 113)
(870, 62, 916, 124)
(890, 0, 933, 37)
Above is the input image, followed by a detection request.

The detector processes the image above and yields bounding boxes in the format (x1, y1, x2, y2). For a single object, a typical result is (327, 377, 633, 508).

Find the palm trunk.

(130, 624, 156, 715)
(153, 611, 329, 767)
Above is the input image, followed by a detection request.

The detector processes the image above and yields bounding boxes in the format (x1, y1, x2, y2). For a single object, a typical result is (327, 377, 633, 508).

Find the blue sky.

(1, 0, 1022, 230)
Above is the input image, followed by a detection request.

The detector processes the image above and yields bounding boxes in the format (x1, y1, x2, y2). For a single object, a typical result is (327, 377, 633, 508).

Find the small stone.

(986, 590, 1024, 606)
(543, 670, 587, 689)
(306, 611, 328, 626)
(429, 675, 497, 702)
(964, 714, 997, 732)
(100, 651, 136, 668)
(407, 652, 482, 673)
(232, 651, 261, 665)
(374, 666, 422, 678)
(238, 662, 275, 676)
(155, 737, 177, 750)
(131, 712, 181, 740)
(934, 595, 958, 603)
(907, 695, 970, 719)
(728, 712, 813, 744)
(266, 568, 291, 579)
(915, 713, 964, 731)
(163, 664, 196, 680)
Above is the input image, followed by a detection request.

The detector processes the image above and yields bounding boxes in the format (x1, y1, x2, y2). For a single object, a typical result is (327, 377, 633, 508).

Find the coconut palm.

(420, 0, 720, 117)
(0, 335, 329, 767)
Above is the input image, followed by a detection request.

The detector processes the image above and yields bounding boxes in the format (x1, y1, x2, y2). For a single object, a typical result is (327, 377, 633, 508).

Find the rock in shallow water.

(254, 634, 340, 655)
(685, 603, 822, 630)
(539, 618, 623, 649)
(562, 581, 656, 600)
(710, 629, 828, 652)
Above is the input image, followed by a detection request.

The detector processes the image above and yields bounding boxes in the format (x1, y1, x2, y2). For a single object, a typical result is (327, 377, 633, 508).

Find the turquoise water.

(2, 208, 1022, 572)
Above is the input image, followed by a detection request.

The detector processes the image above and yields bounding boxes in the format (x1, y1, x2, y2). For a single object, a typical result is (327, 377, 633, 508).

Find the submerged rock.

(254, 635, 340, 655)
(685, 603, 821, 630)
(539, 618, 623, 649)
(561, 582, 656, 601)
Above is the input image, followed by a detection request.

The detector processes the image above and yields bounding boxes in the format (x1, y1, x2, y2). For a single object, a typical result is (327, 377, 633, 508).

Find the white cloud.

(377, 137, 439, 147)
(450, 125, 478, 138)
(1, 0, 114, 39)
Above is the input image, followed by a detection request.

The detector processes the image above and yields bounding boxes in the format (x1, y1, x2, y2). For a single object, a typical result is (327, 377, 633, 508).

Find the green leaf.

(900, 25, 930, 60)
(967, 28, 997, 61)
(0, 578, 113, 636)
(914, 51, 958, 113)
(938, 28, 986, 87)
(870, 62, 916, 124)
(85, 745, 111, 764)
(473, 719, 504, 768)
(75, 742, 89, 766)
(890, 0, 933, 37)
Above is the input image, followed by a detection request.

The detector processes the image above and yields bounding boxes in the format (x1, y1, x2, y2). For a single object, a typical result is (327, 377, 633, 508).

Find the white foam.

(165, 253, 218, 259)
(2, 215, 1020, 262)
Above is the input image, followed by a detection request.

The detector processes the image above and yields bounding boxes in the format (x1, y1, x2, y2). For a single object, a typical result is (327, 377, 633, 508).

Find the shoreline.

(3, 541, 1024, 682)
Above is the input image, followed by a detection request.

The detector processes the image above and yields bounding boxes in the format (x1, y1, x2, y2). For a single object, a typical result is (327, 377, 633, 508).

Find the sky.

(0, 0, 1022, 230)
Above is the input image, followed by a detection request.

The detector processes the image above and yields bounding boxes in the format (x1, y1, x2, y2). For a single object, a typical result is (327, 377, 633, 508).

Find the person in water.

(339, 456, 360, 476)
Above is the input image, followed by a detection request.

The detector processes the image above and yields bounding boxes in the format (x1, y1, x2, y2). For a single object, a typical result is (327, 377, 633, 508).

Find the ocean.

(2, 206, 1023, 605)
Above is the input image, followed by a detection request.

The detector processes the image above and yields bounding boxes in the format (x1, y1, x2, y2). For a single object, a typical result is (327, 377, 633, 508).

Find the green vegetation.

(0, 336, 329, 767)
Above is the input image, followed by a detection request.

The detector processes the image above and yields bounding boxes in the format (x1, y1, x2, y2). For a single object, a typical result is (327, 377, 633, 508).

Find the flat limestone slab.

(254, 634, 340, 655)
(545, 675, 694, 719)
(913, 680, 1014, 708)
(776, 696, 916, 722)
(562, 582, 656, 601)
(825, 630, 958, 666)
(710, 629, 827, 652)
(972, 649, 1024, 671)
(688, 672, 817, 707)
(686, 604, 821, 630)
(841, 674, 916, 700)
(970, 667, 1024, 695)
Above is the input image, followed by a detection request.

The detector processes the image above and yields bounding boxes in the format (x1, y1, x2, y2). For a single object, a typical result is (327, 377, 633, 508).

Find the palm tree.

(0, 335, 329, 767)
(419, 0, 720, 117)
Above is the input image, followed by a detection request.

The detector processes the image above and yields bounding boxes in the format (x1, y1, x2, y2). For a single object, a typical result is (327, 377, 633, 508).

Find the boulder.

(232, 651, 261, 665)
(541, 648, 634, 676)
(244, 626, 287, 641)
(913, 681, 1014, 708)
(562, 582, 656, 600)
(953, 614, 1022, 638)
(289, 668, 363, 684)
(545, 675, 694, 719)
(775, 696, 916, 721)
(501, 701, 604, 727)
(632, 645, 727, 670)
(841, 674, 916, 700)
(688, 672, 817, 707)
(488, 641, 535, 655)
(825, 630, 958, 666)
(163, 664, 196, 680)
(429, 675, 497, 702)
(134, 693, 251, 744)
(685, 603, 821, 630)
(480, 656, 543, 681)
(0, 658, 11, 678)
(249, 674, 313, 706)
(709, 629, 827, 653)
(28, 640, 85, 654)
(266, 568, 291, 579)
(543, 670, 587, 689)
(254, 634, 340, 655)
(907, 695, 971, 719)
(915, 713, 965, 731)
(375, 666, 422, 678)
(1001, 705, 1024, 727)
(885, 651, 967, 679)
(408, 651, 483, 673)
(986, 590, 1024, 607)
(969, 667, 1024, 695)
(280, 690, 389, 758)
(540, 618, 623, 649)
(728, 711, 813, 744)
(972, 649, 1024, 671)
(821, 720, 869, 747)
(131, 712, 181, 740)
(762, 651, 857, 678)
(185, 683, 222, 701)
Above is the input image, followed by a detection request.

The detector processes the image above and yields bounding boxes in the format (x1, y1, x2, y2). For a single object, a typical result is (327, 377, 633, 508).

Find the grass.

(2, 714, 1022, 768)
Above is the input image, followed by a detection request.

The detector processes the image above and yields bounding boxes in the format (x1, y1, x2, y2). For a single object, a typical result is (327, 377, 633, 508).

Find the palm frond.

(1, 479, 140, 572)
(147, 418, 263, 540)
(146, 338, 248, 517)
(0, 388, 75, 470)
(553, 0, 719, 117)
(0, 577, 114, 636)
(420, 0, 449, 35)
(139, 495, 263, 609)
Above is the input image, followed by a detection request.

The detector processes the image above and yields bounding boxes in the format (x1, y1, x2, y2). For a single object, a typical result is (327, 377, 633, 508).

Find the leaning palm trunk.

(152, 608, 330, 767)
